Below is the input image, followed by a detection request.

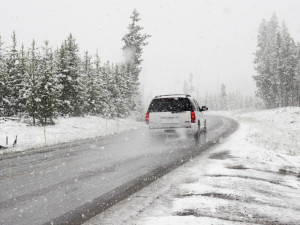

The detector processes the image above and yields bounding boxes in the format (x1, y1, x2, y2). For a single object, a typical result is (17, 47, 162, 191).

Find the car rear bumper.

(149, 122, 195, 129)
(149, 123, 197, 133)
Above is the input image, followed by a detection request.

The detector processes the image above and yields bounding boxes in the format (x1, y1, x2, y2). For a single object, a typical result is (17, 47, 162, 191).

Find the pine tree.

(82, 51, 98, 115)
(57, 34, 84, 116)
(119, 63, 131, 116)
(182, 74, 195, 95)
(122, 9, 150, 112)
(16, 44, 29, 114)
(5, 31, 19, 116)
(38, 41, 59, 124)
(183, 80, 189, 94)
(0, 36, 7, 116)
(110, 63, 121, 118)
(254, 14, 300, 108)
(26, 40, 40, 125)
(280, 23, 297, 106)
(267, 14, 280, 108)
(295, 44, 300, 106)
(254, 19, 268, 107)
(254, 14, 280, 108)
(56, 44, 67, 115)
(220, 84, 227, 110)
(102, 61, 115, 118)
(112, 63, 130, 117)
(94, 51, 108, 115)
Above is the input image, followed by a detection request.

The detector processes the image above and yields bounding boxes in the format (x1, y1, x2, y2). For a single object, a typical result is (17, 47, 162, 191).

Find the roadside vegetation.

(0, 9, 150, 125)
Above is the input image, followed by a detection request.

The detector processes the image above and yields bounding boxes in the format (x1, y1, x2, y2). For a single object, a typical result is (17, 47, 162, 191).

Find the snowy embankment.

(0, 116, 144, 155)
(85, 107, 300, 225)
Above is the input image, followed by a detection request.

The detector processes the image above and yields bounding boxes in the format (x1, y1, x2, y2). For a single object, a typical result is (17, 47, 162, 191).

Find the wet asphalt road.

(0, 116, 238, 225)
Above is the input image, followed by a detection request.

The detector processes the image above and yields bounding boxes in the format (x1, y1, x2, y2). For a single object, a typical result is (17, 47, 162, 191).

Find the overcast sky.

(1, 0, 300, 102)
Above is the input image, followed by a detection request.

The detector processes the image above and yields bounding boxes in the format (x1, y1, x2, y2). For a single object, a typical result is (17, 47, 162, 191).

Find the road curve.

(0, 116, 238, 225)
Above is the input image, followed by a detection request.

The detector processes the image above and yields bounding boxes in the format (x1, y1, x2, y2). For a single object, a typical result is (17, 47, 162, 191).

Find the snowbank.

(208, 107, 300, 156)
(238, 107, 300, 156)
(0, 116, 144, 155)
(85, 107, 300, 225)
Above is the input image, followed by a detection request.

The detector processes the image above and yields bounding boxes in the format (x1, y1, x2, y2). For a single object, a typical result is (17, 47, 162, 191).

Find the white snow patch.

(0, 116, 144, 154)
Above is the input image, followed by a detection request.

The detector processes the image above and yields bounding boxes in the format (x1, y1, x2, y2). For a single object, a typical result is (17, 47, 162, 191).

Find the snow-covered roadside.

(85, 107, 300, 225)
(0, 116, 144, 155)
(209, 107, 300, 156)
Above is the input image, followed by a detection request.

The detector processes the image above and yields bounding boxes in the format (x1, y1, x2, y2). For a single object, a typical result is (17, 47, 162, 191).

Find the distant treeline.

(0, 9, 150, 125)
(254, 13, 300, 108)
(183, 75, 259, 111)
(197, 84, 260, 111)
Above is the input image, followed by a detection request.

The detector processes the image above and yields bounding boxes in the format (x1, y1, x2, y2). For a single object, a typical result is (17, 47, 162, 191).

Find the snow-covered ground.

(0, 116, 144, 155)
(85, 107, 300, 225)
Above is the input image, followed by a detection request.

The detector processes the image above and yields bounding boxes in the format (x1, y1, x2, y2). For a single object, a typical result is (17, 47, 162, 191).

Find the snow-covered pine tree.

(290, 39, 298, 106)
(183, 81, 189, 94)
(188, 73, 195, 95)
(267, 14, 280, 108)
(254, 14, 300, 108)
(38, 41, 59, 124)
(279, 23, 297, 106)
(113, 63, 131, 117)
(16, 44, 29, 115)
(0, 36, 7, 116)
(57, 34, 84, 116)
(275, 29, 284, 107)
(94, 51, 108, 115)
(220, 84, 227, 110)
(119, 63, 131, 116)
(295, 44, 300, 106)
(82, 51, 97, 115)
(109, 63, 121, 118)
(102, 61, 116, 118)
(101, 61, 115, 118)
(56, 44, 68, 115)
(5, 31, 20, 116)
(26, 40, 40, 125)
(254, 19, 268, 107)
(254, 14, 280, 108)
(122, 9, 150, 113)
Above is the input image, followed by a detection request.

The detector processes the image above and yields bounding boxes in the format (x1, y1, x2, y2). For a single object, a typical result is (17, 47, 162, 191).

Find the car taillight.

(145, 113, 149, 124)
(191, 111, 195, 123)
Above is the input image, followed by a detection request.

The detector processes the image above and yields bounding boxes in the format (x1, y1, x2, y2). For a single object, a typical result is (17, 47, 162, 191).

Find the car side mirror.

(201, 106, 208, 111)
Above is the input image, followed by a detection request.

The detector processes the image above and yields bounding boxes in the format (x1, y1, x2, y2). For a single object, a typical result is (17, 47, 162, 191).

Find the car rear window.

(147, 98, 193, 112)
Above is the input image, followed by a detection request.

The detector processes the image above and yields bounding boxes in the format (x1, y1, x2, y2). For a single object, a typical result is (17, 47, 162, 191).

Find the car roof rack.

(154, 94, 191, 98)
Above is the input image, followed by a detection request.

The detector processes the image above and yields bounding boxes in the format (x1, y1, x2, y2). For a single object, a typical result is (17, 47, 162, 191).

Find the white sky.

(1, 0, 300, 101)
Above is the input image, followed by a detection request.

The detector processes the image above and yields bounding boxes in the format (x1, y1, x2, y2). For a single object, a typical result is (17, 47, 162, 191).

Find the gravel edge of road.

(45, 117, 239, 225)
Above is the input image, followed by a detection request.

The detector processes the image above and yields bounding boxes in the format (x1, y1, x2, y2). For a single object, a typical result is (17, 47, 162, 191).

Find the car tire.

(203, 119, 207, 133)
(194, 121, 200, 139)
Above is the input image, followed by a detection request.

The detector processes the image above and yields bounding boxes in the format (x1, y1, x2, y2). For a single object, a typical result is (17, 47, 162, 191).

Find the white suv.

(145, 94, 208, 135)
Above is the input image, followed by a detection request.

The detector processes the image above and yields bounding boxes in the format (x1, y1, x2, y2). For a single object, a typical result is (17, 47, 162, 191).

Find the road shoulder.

(85, 108, 300, 225)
